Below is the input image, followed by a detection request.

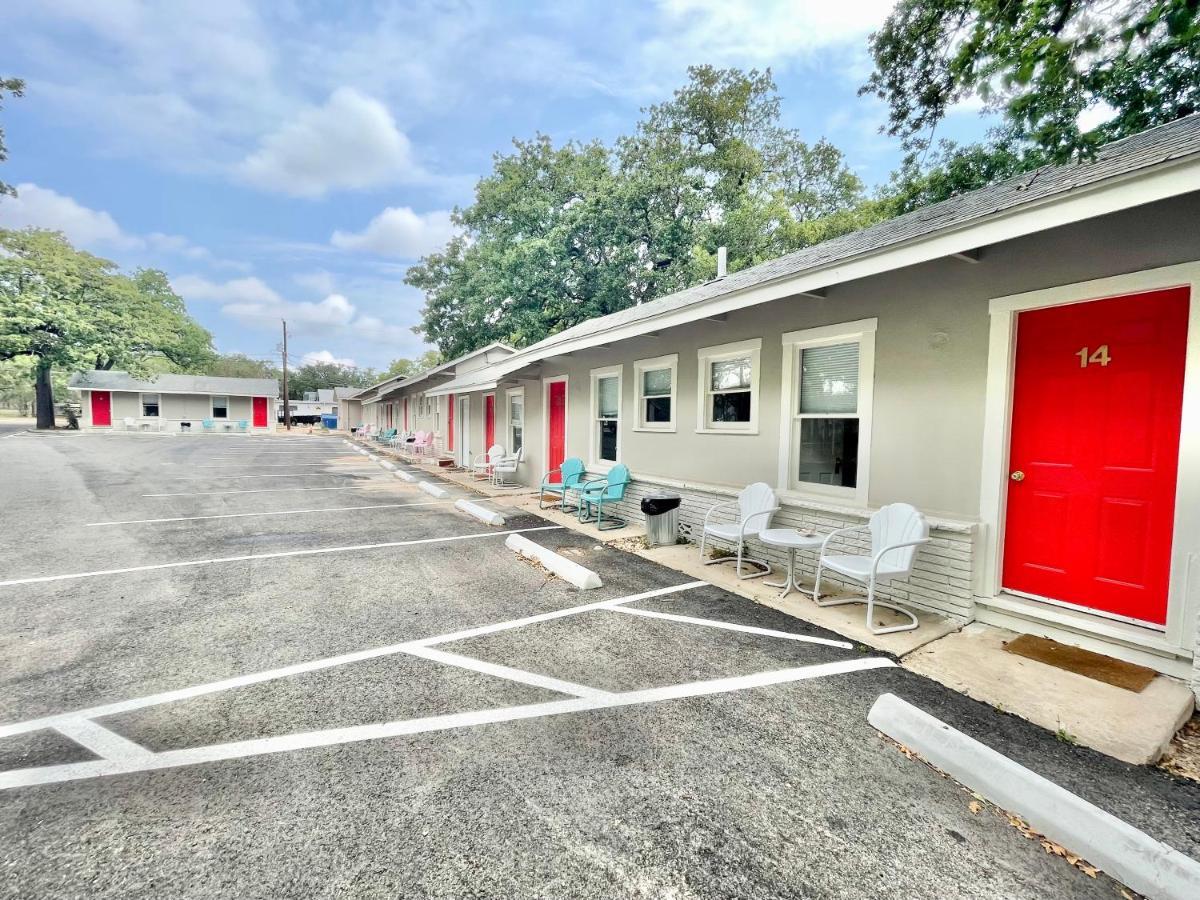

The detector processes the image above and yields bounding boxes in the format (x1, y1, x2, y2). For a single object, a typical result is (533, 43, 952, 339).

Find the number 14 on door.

(1076, 344, 1111, 368)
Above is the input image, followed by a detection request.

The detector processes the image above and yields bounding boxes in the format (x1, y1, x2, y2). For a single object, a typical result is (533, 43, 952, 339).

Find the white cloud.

(330, 206, 455, 258)
(237, 88, 422, 197)
(301, 349, 357, 367)
(646, 0, 896, 65)
(0, 182, 222, 262)
(172, 274, 282, 306)
(293, 270, 337, 295)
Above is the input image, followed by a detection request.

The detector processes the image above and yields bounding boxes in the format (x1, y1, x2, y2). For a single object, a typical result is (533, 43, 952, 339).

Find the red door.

(252, 397, 268, 428)
(547, 380, 566, 483)
(485, 395, 495, 448)
(1003, 288, 1189, 625)
(91, 391, 112, 427)
(447, 394, 455, 450)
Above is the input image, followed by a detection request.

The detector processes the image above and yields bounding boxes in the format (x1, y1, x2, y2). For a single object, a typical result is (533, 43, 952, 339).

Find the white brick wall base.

(599, 475, 978, 623)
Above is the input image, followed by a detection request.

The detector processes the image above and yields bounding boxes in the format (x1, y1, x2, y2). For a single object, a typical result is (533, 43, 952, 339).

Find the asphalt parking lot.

(2, 432, 1198, 898)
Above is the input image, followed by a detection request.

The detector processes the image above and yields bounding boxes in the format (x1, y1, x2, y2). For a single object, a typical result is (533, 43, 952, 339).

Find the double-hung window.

(634, 354, 676, 431)
(590, 366, 621, 466)
(697, 339, 761, 433)
(212, 395, 229, 419)
(781, 319, 876, 503)
(141, 393, 160, 417)
(507, 388, 525, 454)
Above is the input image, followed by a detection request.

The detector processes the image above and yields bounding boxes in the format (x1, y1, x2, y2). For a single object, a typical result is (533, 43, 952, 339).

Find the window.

(781, 319, 876, 504)
(507, 388, 525, 454)
(141, 393, 160, 417)
(212, 395, 229, 419)
(634, 354, 677, 431)
(590, 365, 622, 465)
(697, 339, 761, 433)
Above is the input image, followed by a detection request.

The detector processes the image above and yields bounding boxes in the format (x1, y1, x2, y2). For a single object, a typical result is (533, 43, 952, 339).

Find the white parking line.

(611, 606, 854, 649)
(83, 500, 454, 527)
(187, 463, 372, 469)
(404, 645, 612, 699)
(176, 472, 371, 480)
(0, 658, 894, 790)
(0, 582, 698, 740)
(0, 525, 563, 588)
(144, 486, 379, 497)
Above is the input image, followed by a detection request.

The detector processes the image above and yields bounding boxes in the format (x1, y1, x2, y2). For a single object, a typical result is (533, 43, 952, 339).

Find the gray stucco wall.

(495, 192, 1200, 520)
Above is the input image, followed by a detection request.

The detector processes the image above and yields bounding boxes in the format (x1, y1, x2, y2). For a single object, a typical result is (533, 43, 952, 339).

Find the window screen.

(800, 343, 858, 414)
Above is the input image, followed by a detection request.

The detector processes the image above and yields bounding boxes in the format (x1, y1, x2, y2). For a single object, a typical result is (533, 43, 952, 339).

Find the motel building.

(68, 371, 280, 434)
(372, 115, 1200, 698)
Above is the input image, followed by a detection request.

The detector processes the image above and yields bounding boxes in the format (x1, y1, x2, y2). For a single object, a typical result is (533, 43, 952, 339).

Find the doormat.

(1003, 634, 1157, 693)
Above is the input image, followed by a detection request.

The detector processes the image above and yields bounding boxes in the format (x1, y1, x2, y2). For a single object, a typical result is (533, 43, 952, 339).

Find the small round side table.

(759, 528, 826, 598)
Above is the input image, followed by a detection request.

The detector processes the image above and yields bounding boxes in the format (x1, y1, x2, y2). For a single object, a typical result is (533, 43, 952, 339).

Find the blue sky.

(0, 1, 991, 374)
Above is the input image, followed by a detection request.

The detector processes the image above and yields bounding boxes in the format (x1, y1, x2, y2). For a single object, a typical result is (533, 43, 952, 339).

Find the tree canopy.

(284, 361, 378, 399)
(0, 228, 216, 426)
(408, 66, 875, 358)
(383, 351, 443, 380)
(0, 76, 24, 198)
(208, 353, 280, 380)
(866, 0, 1200, 210)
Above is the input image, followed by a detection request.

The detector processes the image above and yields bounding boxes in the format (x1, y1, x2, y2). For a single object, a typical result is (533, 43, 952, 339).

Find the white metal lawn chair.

(698, 482, 780, 579)
(491, 446, 523, 486)
(812, 502, 930, 635)
(471, 444, 504, 480)
(123, 417, 136, 431)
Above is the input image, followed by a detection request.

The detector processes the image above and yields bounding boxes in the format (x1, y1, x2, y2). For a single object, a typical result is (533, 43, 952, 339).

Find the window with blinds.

(795, 341, 861, 488)
(641, 367, 671, 425)
(592, 369, 621, 464)
(508, 392, 524, 454)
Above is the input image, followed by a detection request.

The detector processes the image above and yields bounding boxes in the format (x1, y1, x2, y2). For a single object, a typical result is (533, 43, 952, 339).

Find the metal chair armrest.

(738, 506, 781, 540)
(819, 523, 872, 557)
(870, 538, 930, 577)
(703, 499, 738, 530)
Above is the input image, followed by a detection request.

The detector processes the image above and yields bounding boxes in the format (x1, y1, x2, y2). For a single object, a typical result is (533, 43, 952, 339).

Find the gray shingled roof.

(517, 113, 1200, 355)
(68, 370, 279, 397)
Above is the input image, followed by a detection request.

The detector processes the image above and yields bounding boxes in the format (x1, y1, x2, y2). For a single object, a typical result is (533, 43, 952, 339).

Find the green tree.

(0, 228, 215, 428)
(285, 362, 377, 399)
(409, 67, 870, 356)
(0, 77, 24, 198)
(208, 353, 280, 380)
(864, 0, 1200, 206)
(384, 350, 442, 380)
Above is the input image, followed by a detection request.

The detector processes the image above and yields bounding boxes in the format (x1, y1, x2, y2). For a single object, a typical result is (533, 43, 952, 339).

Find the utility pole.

(281, 319, 291, 431)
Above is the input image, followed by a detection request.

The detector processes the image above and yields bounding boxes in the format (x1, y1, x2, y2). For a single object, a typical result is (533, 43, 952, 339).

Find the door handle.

(1010, 470, 1025, 482)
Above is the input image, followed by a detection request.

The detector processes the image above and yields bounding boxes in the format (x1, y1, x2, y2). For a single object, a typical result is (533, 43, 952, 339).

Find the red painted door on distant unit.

(547, 380, 566, 484)
(252, 397, 268, 428)
(485, 395, 495, 449)
(90, 391, 112, 427)
(447, 394, 455, 450)
(1003, 288, 1189, 626)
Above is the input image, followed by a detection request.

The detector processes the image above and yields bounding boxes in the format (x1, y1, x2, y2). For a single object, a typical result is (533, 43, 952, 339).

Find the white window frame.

(777, 319, 876, 507)
(589, 365, 622, 469)
(633, 353, 677, 432)
(696, 338, 761, 434)
(506, 386, 525, 456)
(139, 392, 161, 418)
(211, 395, 230, 419)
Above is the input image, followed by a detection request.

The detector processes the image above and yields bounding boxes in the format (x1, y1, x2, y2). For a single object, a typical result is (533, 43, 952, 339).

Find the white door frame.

(542, 374, 568, 482)
(457, 395, 471, 467)
(977, 261, 1200, 658)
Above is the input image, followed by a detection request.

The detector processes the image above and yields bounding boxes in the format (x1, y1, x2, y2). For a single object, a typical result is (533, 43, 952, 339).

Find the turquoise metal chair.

(201, 418, 215, 433)
(578, 464, 631, 530)
(237, 420, 249, 432)
(539, 457, 586, 512)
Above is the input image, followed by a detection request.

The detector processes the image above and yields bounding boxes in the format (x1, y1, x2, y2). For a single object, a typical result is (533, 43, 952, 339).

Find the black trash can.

(640, 492, 681, 546)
